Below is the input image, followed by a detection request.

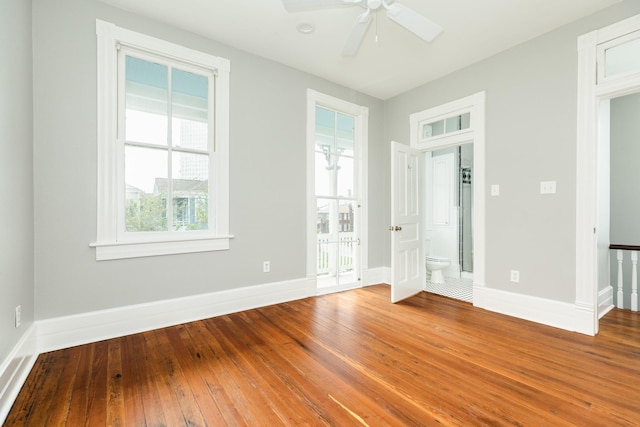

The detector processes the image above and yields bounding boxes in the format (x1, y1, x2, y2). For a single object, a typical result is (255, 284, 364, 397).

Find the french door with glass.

(314, 105, 360, 290)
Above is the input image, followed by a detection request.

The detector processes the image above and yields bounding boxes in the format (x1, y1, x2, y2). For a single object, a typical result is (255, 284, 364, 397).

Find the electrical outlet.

(540, 180, 557, 194)
(263, 261, 271, 273)
(15, 305, 21, 328)
(510, 270, 520, 283)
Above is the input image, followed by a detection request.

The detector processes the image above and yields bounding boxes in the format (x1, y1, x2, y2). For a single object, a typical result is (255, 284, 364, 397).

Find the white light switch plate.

(540, 181, 556, 194)
(491, 184, 500, 196)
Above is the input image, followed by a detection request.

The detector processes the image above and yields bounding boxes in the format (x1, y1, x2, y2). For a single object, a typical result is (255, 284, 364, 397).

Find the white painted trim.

(306, 89, 369, 292)
(0, 325, 38, 425)
(576, 13, 640, 336)
(408, 91, 486, 300)
(37, 278, 312, 353)
(93, 20, 231, 260)
(474, 286, 595, 334)
(91, 235, 232, 261)
(598, 286, 615, 319)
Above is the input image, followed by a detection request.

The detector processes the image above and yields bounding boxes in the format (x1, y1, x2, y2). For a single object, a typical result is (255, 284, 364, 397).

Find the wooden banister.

(609, 244, 640, 251)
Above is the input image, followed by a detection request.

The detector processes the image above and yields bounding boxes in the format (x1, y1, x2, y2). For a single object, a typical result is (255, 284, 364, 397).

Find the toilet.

(425, 255, 450, 284)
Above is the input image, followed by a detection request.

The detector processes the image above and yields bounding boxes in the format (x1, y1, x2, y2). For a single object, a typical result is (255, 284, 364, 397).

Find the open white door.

(391, 141, 424, 303)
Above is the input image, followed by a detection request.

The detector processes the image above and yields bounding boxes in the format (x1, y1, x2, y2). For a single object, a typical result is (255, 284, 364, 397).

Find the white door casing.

(576, 13, 640, 335)
(391, 141, 424, 303)
(409, 91, 486, 295)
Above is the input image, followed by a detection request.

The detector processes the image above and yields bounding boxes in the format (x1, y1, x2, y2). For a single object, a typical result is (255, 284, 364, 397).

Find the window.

(597, 29, 640, 83)
(421, 112, 470, 139)
(92, 20, 231, 260)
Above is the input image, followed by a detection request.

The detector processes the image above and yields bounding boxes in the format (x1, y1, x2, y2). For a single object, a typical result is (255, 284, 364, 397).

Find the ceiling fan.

(281, 0, 443, 56)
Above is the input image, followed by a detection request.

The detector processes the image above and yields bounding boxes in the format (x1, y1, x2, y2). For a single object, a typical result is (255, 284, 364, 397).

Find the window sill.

(90, 235, 233, 261)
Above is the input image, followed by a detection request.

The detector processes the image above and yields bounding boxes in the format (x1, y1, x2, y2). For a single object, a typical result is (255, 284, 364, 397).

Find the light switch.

(491, 184, 500, 196)
(540, 181, 557, 194)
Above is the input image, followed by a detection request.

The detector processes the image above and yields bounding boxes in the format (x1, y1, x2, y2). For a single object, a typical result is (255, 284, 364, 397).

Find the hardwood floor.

(5, 285, 640, 426)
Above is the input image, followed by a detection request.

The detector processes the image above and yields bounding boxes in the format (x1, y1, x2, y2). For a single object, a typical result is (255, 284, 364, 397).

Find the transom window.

(598, 30, 640, 82)
(421, 112, 470, 139)
(92, 20, 231, 260)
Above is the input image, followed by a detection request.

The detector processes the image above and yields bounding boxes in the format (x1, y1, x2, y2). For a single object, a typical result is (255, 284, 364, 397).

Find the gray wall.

(32, 0, 385, 319)
(611, 92, 640, 245)
(384, 1, 640, 303)
(0, 0, 35, 361)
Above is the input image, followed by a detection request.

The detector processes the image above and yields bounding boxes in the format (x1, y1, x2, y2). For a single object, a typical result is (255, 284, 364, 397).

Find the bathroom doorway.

(394, 91, 485, 307)
(423, 143, 473, 302)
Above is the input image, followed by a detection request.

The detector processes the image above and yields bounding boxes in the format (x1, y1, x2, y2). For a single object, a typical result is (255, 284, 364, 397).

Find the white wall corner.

(363, 266, 391, 286)
(598, 285, 615, 319)
(474, 286, 596, 335)
(0, 325, 38, 425)
(37, 278, 312, 354)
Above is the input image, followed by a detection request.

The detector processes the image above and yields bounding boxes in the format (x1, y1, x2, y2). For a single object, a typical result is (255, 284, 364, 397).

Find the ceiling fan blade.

(281, 0, 357, 12)
(342, 11, 373, 56)
(385, 3, 442, 42)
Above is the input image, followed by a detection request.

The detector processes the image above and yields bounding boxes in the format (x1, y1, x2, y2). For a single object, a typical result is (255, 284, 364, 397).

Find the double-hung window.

(92, 20, 231, 260)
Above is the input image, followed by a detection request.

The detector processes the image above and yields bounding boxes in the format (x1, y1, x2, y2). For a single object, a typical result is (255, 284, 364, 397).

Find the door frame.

(576, 13, 640, 335)
(408, 91, 486, 299)
(306, 89, 369, 295)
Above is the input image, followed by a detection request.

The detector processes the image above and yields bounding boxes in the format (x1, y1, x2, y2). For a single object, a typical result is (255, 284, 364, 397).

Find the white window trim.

(91, 20, 231, 261)
(306, 89, 369, 291)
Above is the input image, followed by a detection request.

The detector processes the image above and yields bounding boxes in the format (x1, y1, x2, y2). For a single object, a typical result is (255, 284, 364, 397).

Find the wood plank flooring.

(5, 285, 640, 426)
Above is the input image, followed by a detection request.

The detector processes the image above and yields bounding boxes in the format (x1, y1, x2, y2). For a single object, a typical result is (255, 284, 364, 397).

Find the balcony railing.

(317, 232, 356, 276)
(610, 244, 639, 311)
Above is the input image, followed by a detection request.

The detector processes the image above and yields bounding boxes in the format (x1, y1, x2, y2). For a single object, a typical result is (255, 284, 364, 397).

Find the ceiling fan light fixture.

(297, 22, 315, 34)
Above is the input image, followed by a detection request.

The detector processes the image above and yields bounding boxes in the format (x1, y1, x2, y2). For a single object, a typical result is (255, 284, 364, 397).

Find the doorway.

(423, 144, 474, 302)
(306, 90, 369, 295)
(390, 91, 485, 304)
(576, 14, 640, 335)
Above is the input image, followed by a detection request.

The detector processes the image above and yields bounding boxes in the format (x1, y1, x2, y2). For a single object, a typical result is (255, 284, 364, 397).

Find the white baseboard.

(473, 285, 596, 334)
(362, 266, 391, 286)
(598, 285, 615, 319)
(37, 277, 313, 353)
(0, 325, 38, 425)
(36, 269, 391, 355)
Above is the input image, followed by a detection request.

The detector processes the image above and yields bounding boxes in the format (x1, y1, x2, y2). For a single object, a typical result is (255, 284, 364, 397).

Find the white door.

(391, 141, 424, 303)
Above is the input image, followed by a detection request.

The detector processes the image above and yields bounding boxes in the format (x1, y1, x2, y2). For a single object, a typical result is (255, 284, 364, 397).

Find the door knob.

(389, 225, 402, 231)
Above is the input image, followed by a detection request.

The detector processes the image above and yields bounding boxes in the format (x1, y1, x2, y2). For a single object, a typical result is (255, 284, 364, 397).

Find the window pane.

(316, 198, 333, 276)
(445, 116, 461, 132)
(124, 146, 168, 232)
(172, 68, 209, 151)
(315, 106, 335, 152)
(423, 119, 445, 138)
(172, 152, 209, 231)
(336, 113, 354, 156)
(125, 56, 168, 146)
(316, 198, 332, 235)
(338, 200, 355, 233)
(460, 112, 471, 130)
(315, 151, 332, 196)
(337, 155, 354, 198)
(605, 37, 640, 77)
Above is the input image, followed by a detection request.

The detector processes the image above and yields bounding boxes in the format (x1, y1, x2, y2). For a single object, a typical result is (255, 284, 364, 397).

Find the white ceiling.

(99, 0, 621, 100)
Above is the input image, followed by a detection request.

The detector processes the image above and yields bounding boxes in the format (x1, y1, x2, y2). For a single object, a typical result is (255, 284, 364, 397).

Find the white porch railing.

(317, 232, 356, 275)
(611, 245, 639, 311)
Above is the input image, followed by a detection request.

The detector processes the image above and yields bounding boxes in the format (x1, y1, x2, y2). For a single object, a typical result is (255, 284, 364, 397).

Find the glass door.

(314, 106, 359, 290)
